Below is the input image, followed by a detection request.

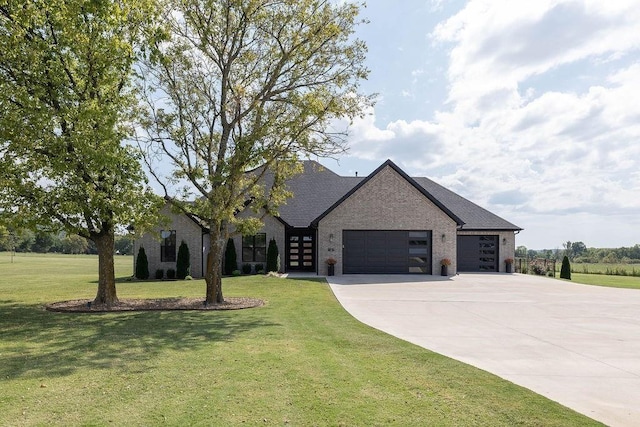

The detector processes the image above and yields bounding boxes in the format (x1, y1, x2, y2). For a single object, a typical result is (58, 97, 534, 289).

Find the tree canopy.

(0, 0, 162, 305)
(137, 0, 372, 303)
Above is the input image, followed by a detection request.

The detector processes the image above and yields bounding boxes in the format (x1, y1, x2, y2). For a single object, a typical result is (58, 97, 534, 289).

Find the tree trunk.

(93, 230, 119, 307)
(205, 227, 225, 304)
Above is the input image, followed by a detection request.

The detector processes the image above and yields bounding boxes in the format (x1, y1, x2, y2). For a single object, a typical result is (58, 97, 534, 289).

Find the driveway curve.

(327, 273, 640, 427)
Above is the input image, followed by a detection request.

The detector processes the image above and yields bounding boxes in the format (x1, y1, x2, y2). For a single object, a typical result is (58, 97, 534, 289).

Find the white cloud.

(343, 0, 640, 247)
(431, 0, 640, 120)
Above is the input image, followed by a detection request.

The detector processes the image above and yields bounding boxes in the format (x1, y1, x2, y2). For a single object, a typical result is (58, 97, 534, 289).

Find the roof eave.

(457, 226, 524, 232)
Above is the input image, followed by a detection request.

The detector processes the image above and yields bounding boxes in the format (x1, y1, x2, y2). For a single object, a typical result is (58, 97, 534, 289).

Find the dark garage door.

(343, 230, 432, 274)
(457, 235, 498, 272)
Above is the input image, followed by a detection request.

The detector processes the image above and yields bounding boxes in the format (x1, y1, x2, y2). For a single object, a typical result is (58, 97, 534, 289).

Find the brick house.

(134, 159, 522, 277)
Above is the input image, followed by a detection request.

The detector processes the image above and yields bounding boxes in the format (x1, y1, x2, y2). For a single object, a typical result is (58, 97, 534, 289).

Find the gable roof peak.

(311, 159, 465, 227)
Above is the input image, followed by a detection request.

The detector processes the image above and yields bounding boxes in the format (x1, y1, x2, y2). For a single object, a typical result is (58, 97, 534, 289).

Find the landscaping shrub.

(224, 238, 237, 275)
(255, 263, 264, 274)
(135, 247, 149, 280)
(232, 270, 241, 276)
(530, 264, 545, 276)
(242, 263, 252, 274)
(560, 256, 571, 280)
(155, 269, 164, 279)
(176, 241, 190, 279)
(266, 238, 279, 272)
(167, 268, 176, 279)
(529, 258, 554, 277)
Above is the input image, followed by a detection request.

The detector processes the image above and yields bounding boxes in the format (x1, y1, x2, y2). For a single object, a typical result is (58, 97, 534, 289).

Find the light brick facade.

(317, 166, 459, 275)
(133, 205, 206, 278)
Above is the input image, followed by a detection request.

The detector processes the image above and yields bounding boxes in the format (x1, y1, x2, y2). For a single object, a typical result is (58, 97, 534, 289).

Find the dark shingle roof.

(276, 160, 521, 231)
(277, 161, 363, 227)
(412, 177, 522, 231)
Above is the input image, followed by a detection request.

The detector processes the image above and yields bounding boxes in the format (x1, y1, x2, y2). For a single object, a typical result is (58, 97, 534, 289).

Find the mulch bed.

(45, 297, 264, 313)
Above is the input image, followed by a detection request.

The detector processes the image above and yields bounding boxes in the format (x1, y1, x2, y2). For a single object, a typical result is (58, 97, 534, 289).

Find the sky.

(317, 0, 640, 250)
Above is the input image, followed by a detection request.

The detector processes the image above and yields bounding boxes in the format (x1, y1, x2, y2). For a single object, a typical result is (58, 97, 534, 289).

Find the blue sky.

(319, 0, 640, 250)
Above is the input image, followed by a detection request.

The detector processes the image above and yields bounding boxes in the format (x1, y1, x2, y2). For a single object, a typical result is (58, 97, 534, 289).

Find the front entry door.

(286, 229, 315, 272)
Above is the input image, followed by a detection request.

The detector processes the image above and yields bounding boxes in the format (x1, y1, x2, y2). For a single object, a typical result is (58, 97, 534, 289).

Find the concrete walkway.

(327, 273, 640, 427)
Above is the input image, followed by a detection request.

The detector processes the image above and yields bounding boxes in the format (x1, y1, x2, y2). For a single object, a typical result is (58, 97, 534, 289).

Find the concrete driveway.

(327, 273, 640, 427)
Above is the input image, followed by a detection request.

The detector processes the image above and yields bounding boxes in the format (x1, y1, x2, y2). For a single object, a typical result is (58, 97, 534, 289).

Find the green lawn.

(564, 272, 640, 289)
(0, 253, 601, 426)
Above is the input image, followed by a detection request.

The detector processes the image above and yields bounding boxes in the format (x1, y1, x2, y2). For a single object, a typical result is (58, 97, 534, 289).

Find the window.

(160, 230, 176, 262)
(479, 236, 497, 271)
(242, 233, 266, 262)
(408, 231, 431, 274)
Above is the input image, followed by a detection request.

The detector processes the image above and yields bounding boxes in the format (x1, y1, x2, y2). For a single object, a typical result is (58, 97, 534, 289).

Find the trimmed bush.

(135, 247, 149, 280)
(266, 238, 279, 272)
(255, 263, 264, 274)
(560, 256, 571, 280)
(155, 269, 164, 280)
(167, 268, 176, 279)
(232, 270, 241, 276)
(224, 238, 237, 275)
(242, 263, 252, 274)
(176, 241, 190, 279)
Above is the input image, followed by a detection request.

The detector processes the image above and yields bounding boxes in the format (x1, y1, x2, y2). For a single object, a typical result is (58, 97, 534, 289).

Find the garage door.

(457, 235, 498, 272)
(343, 230, 432, 274)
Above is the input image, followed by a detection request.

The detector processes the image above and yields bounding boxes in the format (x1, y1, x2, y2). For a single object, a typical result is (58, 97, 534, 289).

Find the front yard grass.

(0, 253, 601, 426)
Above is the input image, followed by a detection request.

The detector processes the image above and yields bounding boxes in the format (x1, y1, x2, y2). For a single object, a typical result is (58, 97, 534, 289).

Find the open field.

(570, 262, 640, 276)
(0, 253, 599, 426)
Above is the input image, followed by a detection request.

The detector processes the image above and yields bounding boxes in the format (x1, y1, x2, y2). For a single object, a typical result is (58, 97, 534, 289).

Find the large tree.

(0, 0, 162, 306)
(138, 0, 372, 303)
(571, 241, 587, 259)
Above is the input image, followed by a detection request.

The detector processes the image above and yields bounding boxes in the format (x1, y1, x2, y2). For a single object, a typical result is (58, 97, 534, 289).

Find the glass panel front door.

(286, 229, 315, 272)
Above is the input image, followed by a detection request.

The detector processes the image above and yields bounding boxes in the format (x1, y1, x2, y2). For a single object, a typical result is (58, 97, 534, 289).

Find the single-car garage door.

(343, 230, 432, 274)
(457, 235, 498, 272)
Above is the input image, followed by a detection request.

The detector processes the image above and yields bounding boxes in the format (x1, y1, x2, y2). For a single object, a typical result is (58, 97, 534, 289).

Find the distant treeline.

(0, 227, 132, 255)
(516, 241, 640, 264)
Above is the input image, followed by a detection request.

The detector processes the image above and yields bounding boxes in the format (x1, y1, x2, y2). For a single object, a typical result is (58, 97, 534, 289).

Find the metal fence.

(514, 257, 556, 277)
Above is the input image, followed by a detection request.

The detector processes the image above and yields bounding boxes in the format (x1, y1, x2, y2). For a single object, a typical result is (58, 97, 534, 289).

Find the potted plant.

(326, 257, 337, 276)
(505, 258, 514, 273)
(440, 258, 451, 276)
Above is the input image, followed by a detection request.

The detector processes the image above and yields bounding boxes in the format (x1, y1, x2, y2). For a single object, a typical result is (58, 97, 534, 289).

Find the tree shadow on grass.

(0, 300, 278, 380)
(89, 275, 167, 284)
